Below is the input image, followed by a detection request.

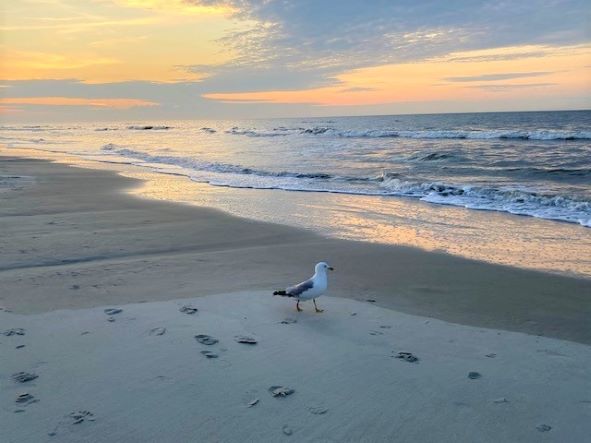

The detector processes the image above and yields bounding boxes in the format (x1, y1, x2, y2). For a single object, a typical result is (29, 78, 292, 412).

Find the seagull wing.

(286, 278, 314, 297)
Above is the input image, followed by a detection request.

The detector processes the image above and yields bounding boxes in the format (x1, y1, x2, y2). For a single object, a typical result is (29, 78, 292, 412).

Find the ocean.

(2, 110, 590, 276)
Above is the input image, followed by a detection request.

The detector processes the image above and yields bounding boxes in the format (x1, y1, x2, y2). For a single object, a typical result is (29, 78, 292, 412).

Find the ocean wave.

(225, 127, 293, 137)
(225, 126, 591, 140)
(0, 125, 72, 132)
(407, 152, 460, 162)
(316, 128, 591, 140)
(506, 167, 591, 178)
(380, 178, 590, 227)
(98, 145, 590, 227)
(100, 144, 337, 179)
(127, 125, 172, 130)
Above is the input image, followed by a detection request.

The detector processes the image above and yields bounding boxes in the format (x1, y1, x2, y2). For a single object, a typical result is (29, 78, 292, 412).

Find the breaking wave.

(99, 144, 590, 227)
(224, 126, 591, 140)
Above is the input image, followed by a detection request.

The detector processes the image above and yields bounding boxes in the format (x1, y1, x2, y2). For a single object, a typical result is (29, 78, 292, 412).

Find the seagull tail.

(273, 290, 287, 296)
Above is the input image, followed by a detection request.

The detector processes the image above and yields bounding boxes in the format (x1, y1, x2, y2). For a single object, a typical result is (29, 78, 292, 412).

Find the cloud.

(185, 0, 591, 90)
(469, 83, 557, 91)
(444, 72, 553, 82)
(0, 96, 158, 109)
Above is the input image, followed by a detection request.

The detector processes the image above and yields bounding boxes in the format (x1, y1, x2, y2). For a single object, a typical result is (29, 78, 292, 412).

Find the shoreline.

(1, 154, 590, 344)
(4, 145, 591, 278)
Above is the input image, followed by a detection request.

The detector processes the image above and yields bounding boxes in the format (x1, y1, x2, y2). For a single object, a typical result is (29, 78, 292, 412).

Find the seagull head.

(315, 262, 334, 273)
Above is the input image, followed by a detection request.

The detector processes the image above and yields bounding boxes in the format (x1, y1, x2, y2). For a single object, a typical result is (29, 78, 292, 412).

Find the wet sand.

(0, 155, 590, 344)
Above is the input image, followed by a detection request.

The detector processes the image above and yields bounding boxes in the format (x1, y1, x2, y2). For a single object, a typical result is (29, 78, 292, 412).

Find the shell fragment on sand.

(247, 399, 259, 407)
(282, 425, 293, 436)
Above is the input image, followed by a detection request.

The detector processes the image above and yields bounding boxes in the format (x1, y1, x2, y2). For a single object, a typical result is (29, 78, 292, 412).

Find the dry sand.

(1, 155, 591, 442)
(2, 293, 590, 442)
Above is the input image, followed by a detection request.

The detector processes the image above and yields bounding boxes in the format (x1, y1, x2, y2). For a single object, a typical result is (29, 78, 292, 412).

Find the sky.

(1, 0, 590, 122)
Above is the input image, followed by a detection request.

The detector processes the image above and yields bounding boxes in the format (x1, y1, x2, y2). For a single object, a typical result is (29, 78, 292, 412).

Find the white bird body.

(292, 269, 327, 300)
(274, 262, 334, 312)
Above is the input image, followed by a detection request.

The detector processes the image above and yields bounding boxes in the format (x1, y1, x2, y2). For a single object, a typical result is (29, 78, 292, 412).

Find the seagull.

(273, 262, 334, 313)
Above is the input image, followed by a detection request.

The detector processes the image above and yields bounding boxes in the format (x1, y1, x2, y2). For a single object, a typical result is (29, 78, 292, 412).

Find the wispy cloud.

(445, 72, 553, 82)
(184, 0, 591, 90)
(0, 97, 158, 109)
(469, 83, 557, 91)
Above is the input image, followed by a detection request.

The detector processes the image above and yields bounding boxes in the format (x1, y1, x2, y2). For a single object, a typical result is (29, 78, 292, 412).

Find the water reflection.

(128, 169, 591, 278)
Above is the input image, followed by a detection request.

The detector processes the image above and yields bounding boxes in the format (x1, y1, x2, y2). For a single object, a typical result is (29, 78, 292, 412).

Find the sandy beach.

(1, 155, 591, 442)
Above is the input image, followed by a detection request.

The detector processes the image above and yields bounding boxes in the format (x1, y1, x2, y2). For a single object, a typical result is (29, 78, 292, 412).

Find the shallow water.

(2, 110, 590, 277)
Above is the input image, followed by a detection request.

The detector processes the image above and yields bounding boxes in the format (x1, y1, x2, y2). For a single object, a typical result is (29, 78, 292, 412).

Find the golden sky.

(2, 0, 238, 83)
(1, 0, 590, 120)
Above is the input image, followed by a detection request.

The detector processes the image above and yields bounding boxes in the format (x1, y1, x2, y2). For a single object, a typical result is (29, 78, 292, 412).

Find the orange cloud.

(0, 97, 158, 109)
(2, 0, 239, 83)
(203, 44, 591, 106)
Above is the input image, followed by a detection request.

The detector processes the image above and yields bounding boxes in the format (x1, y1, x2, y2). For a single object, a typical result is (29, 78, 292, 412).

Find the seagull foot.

(313, 299, 323, 313)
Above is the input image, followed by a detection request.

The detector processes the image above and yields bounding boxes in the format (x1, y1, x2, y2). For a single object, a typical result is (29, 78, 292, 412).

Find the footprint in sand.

(16, 393, 39, 406)
(148, 327, 166, 336)
(235, 336, 257, 345)
(269, 386, 295, 397)
(12, 372, 38, 383)
(104, 308, 122, 315)
(69, 410, 95, 425)
(195, 334, 218, 345)
(201, 350, 219, 359)
(179, 306, 198, 315)
(3, 328, 25, 336)
(395, 352, 419, 363)
(492, 397, 509, 404)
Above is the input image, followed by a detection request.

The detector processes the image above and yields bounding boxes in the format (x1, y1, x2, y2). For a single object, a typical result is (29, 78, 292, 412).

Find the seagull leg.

(296, 300, 303, 312)
(313, 299, 324, 313)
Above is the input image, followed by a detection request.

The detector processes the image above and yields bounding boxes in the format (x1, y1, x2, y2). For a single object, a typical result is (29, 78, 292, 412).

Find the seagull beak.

(328, 266, 334, 271)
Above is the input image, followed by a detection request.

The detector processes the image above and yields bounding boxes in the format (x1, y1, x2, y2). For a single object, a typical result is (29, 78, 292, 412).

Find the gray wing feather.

(286, 279, 314, 297)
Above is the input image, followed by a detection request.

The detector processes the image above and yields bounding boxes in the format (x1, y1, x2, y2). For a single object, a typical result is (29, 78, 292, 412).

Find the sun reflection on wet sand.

(124, 168, 591, 278)
(3, 147, 589, 278)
